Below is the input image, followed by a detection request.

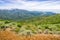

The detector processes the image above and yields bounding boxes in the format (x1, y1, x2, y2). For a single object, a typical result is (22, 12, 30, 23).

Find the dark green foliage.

(0, 26, 8, 31)
(0, 26, 5, 29)
(4, 21, 10, 24)
(45, 27, 49, 29)
(17, 24, 21, 28)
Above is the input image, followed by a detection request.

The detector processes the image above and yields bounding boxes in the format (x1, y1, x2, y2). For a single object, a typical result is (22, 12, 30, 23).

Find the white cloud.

(0, 1, 60, 13)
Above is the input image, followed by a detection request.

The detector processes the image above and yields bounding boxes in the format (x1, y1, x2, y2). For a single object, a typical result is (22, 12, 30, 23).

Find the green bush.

(4, 21, 10, 24)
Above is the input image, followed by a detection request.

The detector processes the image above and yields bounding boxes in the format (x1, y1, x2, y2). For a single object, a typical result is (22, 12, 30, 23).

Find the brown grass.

(0, 31, 60, 40)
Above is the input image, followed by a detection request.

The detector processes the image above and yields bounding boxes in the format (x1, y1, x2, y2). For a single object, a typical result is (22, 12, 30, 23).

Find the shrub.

(4, 21, 10, 24)
(17, 24, 22, 28)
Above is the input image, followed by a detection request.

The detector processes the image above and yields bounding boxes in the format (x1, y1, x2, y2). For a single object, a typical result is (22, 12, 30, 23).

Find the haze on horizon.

(0, 0, 60, 13)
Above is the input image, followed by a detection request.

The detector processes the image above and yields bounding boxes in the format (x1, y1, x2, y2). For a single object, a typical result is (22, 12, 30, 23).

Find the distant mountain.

(0, 9, 55, 21)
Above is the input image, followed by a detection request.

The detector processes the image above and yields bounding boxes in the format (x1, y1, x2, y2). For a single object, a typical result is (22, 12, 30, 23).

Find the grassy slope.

(0, 14, 60, 34)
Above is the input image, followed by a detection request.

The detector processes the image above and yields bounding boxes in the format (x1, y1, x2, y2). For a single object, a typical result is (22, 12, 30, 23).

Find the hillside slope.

(25, 14, 60, 24)
(0, 14, 60, 35)
(0, 9, 55, 21)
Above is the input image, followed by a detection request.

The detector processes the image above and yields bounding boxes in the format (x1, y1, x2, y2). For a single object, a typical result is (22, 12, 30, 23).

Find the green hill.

(0, 14, 60, 35)
(0, 9, 55, 21)
(25, 14, 60, 24)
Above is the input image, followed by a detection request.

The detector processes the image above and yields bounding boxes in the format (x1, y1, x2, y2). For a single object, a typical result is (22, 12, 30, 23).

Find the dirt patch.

(0, 31, 60, 40)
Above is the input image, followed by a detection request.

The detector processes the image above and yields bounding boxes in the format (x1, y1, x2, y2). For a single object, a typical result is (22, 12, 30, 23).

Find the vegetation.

(0, 10, 60, 40)
(0, 9, 55, 21)
(0, 14, 60, 35)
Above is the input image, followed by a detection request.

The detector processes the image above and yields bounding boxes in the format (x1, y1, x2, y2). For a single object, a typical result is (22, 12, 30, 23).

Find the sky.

(0, 0, 60, 13)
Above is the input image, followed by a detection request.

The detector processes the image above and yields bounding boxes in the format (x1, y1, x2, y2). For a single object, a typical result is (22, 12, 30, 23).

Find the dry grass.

(0, 31, 60, 40)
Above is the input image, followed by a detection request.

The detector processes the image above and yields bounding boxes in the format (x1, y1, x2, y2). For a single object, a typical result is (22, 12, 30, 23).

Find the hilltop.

(0, 9, 55, 21)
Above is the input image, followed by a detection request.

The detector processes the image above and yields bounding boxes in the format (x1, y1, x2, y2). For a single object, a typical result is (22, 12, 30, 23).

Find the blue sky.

(0, 0, 60, 13)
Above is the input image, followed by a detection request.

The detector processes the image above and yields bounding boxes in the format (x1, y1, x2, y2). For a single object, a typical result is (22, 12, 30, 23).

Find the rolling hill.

(0, 9, 55, 21)
(0, 9, 60, 35)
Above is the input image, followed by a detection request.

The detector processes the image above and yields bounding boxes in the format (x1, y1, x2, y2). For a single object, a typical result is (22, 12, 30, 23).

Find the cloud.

(20, 0, 60, 1)
(0, 0, 60, 13)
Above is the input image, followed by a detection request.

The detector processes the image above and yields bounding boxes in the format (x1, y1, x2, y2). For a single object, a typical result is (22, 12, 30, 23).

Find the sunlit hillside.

(0, 14, 60, 35)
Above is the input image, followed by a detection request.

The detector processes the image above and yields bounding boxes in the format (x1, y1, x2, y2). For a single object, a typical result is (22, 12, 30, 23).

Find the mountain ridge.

(0, 9, 55, 21)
